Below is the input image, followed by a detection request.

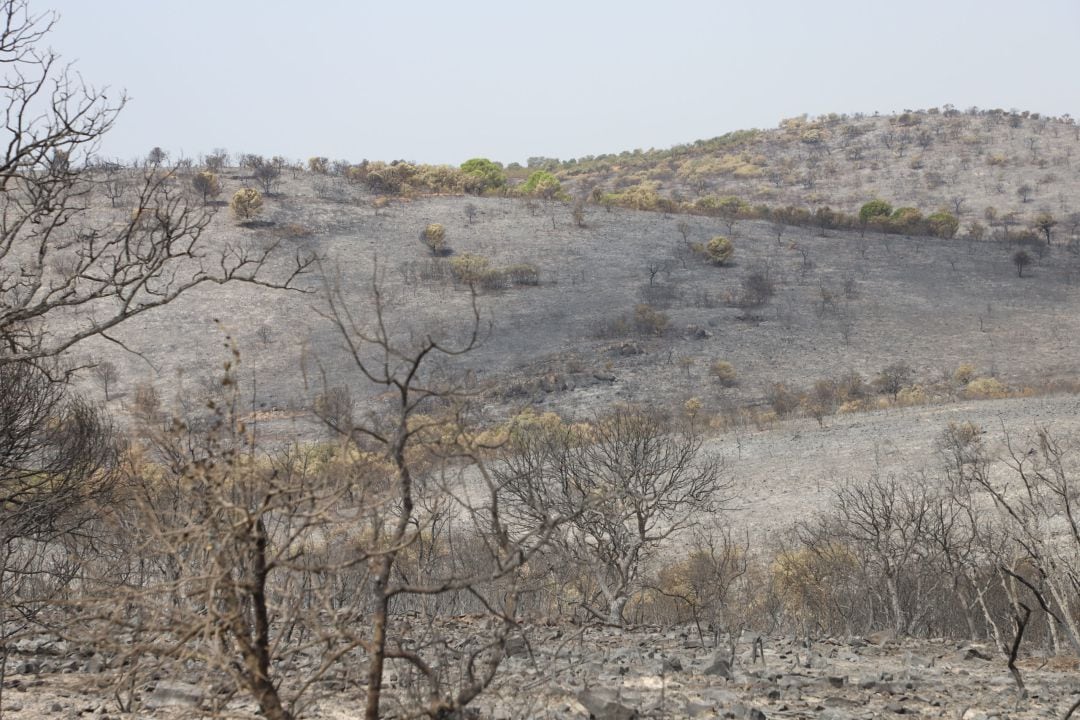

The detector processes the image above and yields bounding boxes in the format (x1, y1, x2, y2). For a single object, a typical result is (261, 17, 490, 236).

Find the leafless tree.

(800, 475, 938, 635)
(0, 4, 314, 713)
(0, 360, 120, 710)
(1012, 250, 1032, 277)
(0, 2, 314, 367)
(252, 156, 282, 194)
(873, 361, 914, 400)
(82, 273, 564, 720)
(497, 404, 729, 625)
(970, 428, 1080, 655)
(91, 358, 118, 400)
(311, 266, 561, 718)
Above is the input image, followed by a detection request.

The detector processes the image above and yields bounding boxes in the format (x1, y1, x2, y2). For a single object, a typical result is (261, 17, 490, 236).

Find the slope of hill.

(544, 107, 1080, 240)
(76, 166, 1080, 442)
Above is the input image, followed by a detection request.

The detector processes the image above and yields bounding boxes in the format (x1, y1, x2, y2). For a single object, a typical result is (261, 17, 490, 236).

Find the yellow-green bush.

(704, 236, 734, 265)
(633, 304, 669, 335)
(963, 376, 1008, 399)
(710, 360, 737, 387)
(953, 363, 978, 386)
(896, 385, 928, 406)
(603, 182, 662, 211)
(421, 223, 447, 255)
(230, 187, 263, 221)
(449, 253, 491, 284)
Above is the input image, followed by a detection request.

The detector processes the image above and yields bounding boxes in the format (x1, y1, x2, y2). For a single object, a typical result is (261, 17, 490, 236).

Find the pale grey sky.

(43, 0, 1080, 166)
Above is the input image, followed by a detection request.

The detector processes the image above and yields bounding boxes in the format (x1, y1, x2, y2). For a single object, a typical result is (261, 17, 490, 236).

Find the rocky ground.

(5, 626, 1079, 719)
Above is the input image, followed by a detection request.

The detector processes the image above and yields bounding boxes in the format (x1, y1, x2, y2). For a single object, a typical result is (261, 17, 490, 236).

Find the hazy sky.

(43, 0, 1080, 166)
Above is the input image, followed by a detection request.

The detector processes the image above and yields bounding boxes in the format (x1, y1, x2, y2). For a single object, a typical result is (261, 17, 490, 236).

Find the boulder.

(575, 689, 638, 720)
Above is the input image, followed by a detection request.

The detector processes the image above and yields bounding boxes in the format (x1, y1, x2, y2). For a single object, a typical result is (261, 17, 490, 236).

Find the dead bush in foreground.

(75, 279, 564, 720)
(496, 405, 730, 625)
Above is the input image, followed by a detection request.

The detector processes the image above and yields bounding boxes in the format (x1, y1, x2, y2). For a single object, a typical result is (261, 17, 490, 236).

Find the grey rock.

(867, 629, 898, 646)
(594, 371, 616, 382)
(904, 653, 932, 668)
(826, 675, 847, 688)
(143, 680, 205, 709)
(739, 629, 763, 644)
(82, 654, 106, 673)
(818, 711, 855, 720)
(13, 660, 38, 675)
(504, 635, 528, 657)
(696, 689, 740, 706)
(576, 689, 638, 720)
(703, 654, 732, 679)
(684, 701, 715, 718)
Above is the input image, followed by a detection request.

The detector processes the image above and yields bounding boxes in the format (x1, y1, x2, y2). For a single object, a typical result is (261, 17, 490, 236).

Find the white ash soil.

(704, 393, 1080, 541)
(7, 626, 1080, 719)
(77, 172, 1080, 441)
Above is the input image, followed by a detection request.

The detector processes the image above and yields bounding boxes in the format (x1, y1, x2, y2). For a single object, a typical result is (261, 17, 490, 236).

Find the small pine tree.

(705, 236, 734, 265)
(192, 171, 221, 204)
(230, 188, 264, 222)
(421, 223, 447, 255)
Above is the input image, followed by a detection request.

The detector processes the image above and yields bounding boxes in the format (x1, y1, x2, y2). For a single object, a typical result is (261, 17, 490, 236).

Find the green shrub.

(963, 376, 1008, 399)
(889, 207, 924, 234)
(449, 253, 491, 284)
(460, 158, 506, 194)
(704, 236, 734, 265)
(414, 165, 466, 194)
(604, 182, 662, 211)
(520, 170, 563, 199)
(927, 210, 959, 239)
(858, 199, 893, 225)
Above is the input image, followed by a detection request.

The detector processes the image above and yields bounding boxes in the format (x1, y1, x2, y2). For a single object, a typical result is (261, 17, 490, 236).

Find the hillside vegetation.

(542, 107, 1080, 244)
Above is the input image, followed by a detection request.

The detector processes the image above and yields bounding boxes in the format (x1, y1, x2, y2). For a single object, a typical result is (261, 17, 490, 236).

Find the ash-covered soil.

(73, 176, 1080, 437)
(7, 625, 1078, 719)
